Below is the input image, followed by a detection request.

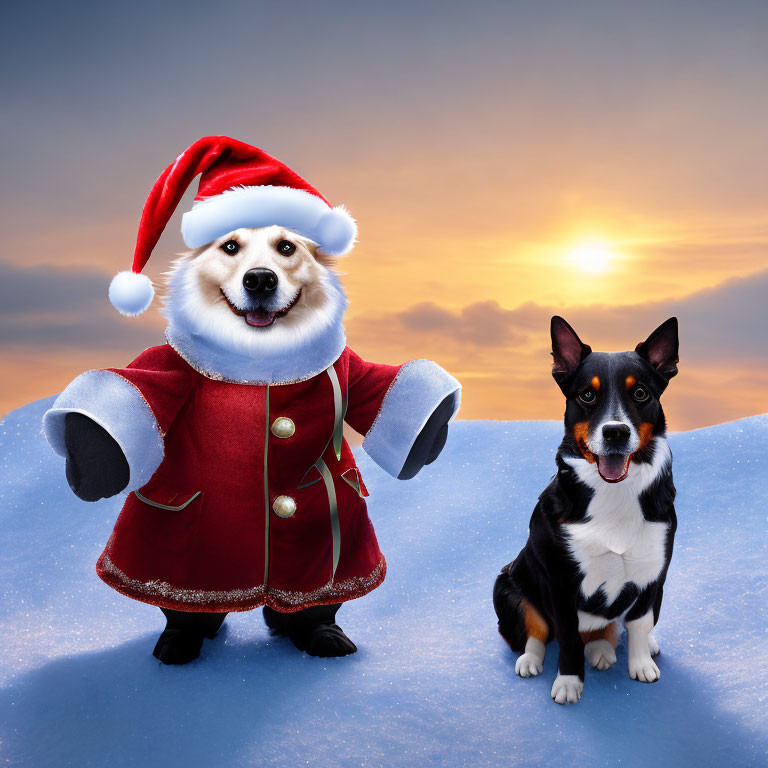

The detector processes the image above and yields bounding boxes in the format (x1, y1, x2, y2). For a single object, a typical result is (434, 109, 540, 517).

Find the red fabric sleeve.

(105, 345, 198, 435)
(344, 349, 402, 436)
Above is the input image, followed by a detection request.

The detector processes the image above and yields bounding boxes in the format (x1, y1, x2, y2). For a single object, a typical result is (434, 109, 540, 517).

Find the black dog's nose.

(243, 268, 278, 295)
(602, 424, 631, 444)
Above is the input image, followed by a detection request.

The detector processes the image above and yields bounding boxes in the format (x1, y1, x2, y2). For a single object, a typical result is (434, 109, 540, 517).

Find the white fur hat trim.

(181, 186, 357, 256)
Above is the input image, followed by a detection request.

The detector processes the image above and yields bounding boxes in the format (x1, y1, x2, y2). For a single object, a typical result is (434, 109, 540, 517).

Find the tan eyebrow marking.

(591, 376, 601, 391)
(625, 376, 637, 390)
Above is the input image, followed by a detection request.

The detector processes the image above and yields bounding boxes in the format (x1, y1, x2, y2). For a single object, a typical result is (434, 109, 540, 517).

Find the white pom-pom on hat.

(108, 271, 154, 316)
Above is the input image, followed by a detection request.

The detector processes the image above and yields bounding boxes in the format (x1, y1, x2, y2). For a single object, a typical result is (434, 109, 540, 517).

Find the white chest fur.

(563, 439, 671, 606)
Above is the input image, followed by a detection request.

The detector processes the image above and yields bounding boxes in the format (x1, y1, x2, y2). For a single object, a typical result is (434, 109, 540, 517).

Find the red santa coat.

(44, 344, 461, 613)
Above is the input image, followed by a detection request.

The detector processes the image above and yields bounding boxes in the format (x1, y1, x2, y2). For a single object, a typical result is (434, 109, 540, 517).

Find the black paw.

(262, 605, 292, 636)
(305, 624, 358, 657)
(152, 629, 204, 665)
(263, 606, 357, 657)
(64, 413, 129, 501)
(398, 393, 456, 480)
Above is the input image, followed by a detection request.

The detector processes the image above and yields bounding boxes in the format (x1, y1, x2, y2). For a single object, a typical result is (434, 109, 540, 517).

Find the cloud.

(0, 261, 106, 315)
(351, 268, 768, 366)
(3, 255, 765, 366)
(343, 268, 768, 428)
(0, 260, 162, 351)
(539, 270, 768, 365)
(396, 301, 528, 347)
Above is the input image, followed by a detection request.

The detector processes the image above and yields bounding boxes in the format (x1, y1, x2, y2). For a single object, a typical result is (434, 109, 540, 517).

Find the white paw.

(515, 652, 543, 678)
(585, 639, 617, 671)
(629, 655, 660, 683)
(551, 674, 583, 704)
(648, 633, 660, 657)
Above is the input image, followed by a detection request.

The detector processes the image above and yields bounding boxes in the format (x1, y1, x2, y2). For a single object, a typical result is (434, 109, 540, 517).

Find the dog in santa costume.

(43, 136, 461, 664)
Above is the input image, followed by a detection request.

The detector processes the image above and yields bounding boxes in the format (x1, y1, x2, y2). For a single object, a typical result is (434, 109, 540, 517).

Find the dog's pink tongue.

(245, 309, 276, 327)
(597, 454, 629, 482)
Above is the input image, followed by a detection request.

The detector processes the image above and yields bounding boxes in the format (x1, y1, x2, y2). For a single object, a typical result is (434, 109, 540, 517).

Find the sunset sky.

(1, 0, 766, 429)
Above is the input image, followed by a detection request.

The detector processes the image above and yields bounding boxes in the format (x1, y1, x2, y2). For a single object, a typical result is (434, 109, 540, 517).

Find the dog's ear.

(635, 317, 679, 380)
(551, 316, 591, 385)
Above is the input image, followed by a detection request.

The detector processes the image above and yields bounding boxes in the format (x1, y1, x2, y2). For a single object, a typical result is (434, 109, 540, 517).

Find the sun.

(567, 244, 615, 274)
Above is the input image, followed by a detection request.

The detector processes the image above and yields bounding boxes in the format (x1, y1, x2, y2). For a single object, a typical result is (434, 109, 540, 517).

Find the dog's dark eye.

(276, 239, 296, 256)
(220, 240, 240, 256)
(578, 388, 597, 405)
(633, 386, 650, 403)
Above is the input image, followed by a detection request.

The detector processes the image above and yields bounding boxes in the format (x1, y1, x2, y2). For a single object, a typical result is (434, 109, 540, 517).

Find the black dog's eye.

(276, 239, 296, 256)
(220, 240, 240, 255)
(633, 386, 650, 403)
(578, 388, 597, 405)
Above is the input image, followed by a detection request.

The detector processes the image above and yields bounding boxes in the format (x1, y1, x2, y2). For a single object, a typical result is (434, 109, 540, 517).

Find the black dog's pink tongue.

(597, 454, 629, 482)
(245, 309, 276, 327)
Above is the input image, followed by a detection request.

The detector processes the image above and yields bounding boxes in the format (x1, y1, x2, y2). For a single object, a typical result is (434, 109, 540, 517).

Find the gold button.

(271, 417, 295, 438)
(273, 495, 297, 518)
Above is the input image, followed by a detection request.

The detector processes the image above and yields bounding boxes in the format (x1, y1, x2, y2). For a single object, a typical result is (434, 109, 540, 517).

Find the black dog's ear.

(635, 317, 679, 380)
(551, 316, 592, 384)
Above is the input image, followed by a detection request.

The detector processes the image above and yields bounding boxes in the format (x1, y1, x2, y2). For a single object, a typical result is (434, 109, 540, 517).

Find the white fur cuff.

(362, 360, 461, 478)
(43, 370, 164, 491)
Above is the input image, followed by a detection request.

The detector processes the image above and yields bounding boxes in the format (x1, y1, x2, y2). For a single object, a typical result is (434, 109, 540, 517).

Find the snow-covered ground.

(0, 396, 766, 767)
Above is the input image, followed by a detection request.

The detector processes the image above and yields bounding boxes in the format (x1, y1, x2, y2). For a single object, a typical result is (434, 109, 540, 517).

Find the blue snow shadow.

(1, 401, 766, 766)
(0, 622, 762, 768)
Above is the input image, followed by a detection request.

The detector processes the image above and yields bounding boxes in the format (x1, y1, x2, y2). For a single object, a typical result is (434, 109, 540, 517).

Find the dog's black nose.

(602, 423, 631, 444)
(243, 268, 278, 295)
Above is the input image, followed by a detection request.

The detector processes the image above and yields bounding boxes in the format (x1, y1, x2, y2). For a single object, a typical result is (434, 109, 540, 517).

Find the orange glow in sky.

(1, 2, 766, 431)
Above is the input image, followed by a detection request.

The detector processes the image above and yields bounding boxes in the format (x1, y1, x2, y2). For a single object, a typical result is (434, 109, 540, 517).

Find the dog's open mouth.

(596, 454, 631, 483)
(220, 290, 301, 328)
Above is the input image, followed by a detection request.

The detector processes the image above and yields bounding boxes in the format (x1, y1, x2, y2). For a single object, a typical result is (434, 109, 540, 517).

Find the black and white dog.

(494, 316, 679, 704)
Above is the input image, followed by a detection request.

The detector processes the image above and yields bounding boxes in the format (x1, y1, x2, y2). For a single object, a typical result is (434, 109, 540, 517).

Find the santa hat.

(108, 135, 357, 316)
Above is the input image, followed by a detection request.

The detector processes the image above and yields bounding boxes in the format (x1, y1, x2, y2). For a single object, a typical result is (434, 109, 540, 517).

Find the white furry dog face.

(163, 226, 348, 361)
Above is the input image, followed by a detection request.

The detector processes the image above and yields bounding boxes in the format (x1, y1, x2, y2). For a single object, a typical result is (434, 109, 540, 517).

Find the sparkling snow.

(0, 397, 765, 767)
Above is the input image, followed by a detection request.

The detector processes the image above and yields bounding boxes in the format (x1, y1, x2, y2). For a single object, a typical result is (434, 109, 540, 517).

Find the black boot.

(263, 603, 357, 658)
(153, 608, 228, 665)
